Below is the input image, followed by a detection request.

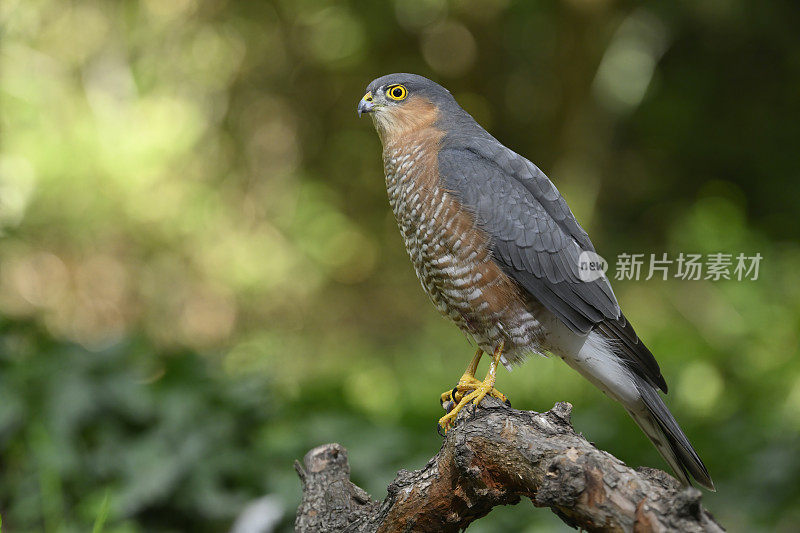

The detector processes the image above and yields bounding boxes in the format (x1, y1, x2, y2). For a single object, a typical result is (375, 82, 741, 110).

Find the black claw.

(437, 423, 446, 438)
(504, 398, 512, 407)
(451, 386, 458, 401)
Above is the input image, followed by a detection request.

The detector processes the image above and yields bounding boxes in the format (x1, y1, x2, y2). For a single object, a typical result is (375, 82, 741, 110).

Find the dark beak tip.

(357, 99, 373, 118)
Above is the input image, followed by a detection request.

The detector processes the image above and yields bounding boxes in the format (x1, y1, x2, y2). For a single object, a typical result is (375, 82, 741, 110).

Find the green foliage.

(91, 492, 109, 533)
(1, 0, 799, 531)
(0, 319, 278, 532)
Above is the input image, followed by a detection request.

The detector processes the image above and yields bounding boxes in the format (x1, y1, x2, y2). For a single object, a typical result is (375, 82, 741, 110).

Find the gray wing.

(439, 137, 668, 392)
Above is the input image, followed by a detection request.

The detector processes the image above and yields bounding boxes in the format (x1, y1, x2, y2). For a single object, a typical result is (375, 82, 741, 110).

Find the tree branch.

(294, 398, 724, 532)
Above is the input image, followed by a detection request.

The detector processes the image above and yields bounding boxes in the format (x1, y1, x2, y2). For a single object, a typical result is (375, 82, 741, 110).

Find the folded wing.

(438, 137, 667, 392)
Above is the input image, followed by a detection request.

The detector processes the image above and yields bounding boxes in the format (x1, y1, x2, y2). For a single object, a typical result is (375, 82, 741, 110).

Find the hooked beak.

(357, 91, 374, 117)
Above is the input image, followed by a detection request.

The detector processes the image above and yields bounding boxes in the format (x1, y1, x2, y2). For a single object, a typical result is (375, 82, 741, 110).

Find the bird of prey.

(357, 73, 713, 490)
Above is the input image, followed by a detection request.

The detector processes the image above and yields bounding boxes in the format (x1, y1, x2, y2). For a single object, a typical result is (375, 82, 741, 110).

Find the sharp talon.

(505, 398, 511, 407)
(437, 423, 445, 437)
(437, 345, 510, 433)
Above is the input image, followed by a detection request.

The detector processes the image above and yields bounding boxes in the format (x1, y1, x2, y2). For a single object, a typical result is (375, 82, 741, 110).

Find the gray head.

(357, 73, 482, 142)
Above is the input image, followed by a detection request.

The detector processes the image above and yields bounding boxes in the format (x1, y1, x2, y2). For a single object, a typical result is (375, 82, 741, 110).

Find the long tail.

(559, 329, 714, 490)
(626, 375, 715, 490)
(627, 372, 715, 490)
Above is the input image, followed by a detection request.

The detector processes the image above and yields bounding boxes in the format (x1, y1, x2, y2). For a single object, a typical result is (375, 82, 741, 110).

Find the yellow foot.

(437, 381, 509, 433)
(439, 376, 509, 409)
(438, 343, 509, 434)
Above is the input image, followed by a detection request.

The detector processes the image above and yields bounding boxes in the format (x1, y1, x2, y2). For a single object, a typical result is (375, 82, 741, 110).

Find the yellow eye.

(386, 84, 407, 101)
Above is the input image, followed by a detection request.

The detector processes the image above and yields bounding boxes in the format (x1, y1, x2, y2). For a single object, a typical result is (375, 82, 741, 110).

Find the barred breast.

(382, 132, 545, 362)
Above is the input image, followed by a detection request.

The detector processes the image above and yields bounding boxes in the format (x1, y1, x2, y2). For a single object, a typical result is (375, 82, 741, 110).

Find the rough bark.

(295, 398, 724, 532)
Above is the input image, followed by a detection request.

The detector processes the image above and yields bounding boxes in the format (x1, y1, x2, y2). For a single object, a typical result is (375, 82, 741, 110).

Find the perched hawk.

(358, 73, 713, 490)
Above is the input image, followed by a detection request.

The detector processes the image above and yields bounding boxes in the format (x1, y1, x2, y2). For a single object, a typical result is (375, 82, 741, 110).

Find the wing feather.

(438, 140, 667, 391)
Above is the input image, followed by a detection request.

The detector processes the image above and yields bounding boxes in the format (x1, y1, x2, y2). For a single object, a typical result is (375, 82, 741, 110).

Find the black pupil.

(393, 87, 403, 97)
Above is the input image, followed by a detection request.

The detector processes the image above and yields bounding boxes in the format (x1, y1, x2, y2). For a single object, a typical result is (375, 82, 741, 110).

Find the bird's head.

(358, 73, 462, 143)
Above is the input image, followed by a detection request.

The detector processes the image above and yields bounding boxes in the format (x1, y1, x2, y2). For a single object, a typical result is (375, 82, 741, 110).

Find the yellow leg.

(439, 348, 483, 406)
(438, 342, 509, 433)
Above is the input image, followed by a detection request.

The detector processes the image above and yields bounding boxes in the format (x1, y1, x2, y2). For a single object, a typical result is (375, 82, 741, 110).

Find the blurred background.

(1, 0, 799, 531)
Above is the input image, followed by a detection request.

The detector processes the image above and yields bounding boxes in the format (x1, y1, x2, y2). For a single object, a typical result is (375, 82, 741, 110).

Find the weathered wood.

(295, 398, 724, 532)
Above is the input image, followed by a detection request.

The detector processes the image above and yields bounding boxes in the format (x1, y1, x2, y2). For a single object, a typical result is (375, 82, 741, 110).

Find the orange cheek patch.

(376, 96, 439, 142)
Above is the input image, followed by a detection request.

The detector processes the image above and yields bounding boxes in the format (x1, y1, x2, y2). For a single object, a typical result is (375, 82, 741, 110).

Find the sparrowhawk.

(357, 73, 713, 490)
